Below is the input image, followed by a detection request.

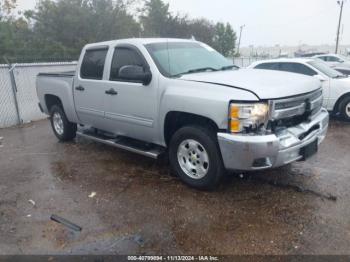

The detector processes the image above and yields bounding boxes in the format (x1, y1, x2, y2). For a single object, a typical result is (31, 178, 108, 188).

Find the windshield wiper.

(172, 67, 218, 77)
(219, 65, 239, 71)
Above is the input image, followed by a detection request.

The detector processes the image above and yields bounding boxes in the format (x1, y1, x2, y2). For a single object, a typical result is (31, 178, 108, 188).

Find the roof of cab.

(250, 57, 316, 67)
(84, 38, 197, 49)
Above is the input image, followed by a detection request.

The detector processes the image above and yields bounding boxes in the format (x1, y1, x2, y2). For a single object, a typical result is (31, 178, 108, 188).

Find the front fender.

(157, 79, 258, 145)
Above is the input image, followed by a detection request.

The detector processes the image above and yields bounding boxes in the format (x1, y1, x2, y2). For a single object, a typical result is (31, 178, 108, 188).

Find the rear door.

(74, 47, 109, 128)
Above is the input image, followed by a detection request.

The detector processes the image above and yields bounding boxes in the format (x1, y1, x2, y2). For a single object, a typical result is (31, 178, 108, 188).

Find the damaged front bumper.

(217, 108, 329, 171)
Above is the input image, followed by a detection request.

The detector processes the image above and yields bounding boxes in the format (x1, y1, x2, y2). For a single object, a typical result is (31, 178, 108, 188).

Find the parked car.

(313, 53, 350, 77)
(333, 66, 350, 76)
(313, 54, 350, 69)
(36, 38, 329, 189)
(249, 58, 350, 120)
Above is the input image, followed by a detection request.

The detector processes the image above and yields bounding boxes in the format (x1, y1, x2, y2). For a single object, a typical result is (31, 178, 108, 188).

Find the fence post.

(7, 64, 22, 125)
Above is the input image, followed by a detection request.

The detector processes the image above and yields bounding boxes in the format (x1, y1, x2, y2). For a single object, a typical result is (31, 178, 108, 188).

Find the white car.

(314, 54, 350, 69)
(249, 58, 350, 120)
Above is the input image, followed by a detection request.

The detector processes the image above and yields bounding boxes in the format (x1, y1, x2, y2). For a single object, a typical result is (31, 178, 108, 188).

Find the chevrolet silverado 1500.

(36, 38, 329, 189)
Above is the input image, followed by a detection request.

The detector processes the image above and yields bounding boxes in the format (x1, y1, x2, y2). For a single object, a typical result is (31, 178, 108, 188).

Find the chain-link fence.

(0, 62, 77, 128)
(0, 64, 19, 128)
(233, 57, 267, 68)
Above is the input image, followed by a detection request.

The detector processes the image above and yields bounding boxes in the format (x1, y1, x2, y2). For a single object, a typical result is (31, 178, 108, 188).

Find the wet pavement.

(0, 119, 349, 255)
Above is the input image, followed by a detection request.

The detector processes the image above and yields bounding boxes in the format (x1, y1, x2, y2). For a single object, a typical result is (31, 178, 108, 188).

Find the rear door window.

(279, 63, 317, 76)
(254, 62, 280, 70)
(80, 48, 108, 80)
(327, 56, 341, 62)
(317, 56, 327, 61)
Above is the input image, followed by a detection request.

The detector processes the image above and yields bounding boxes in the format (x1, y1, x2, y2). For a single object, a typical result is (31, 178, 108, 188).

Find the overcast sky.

(17, 0, 350, 47)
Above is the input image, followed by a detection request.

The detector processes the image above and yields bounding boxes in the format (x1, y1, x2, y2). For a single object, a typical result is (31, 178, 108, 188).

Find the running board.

(76, 130, 165, 159)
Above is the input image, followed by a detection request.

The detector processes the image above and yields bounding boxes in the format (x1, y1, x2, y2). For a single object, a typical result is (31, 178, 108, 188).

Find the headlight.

(229, 103, 269, 133)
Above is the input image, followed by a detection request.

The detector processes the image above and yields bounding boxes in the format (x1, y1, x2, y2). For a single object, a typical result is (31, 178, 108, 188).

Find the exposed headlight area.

(229, 103, 269, 134)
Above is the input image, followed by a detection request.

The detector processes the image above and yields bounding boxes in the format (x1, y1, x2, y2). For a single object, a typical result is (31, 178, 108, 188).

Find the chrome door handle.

(75, 86, 85, 91)
(105, 88, 118, 95)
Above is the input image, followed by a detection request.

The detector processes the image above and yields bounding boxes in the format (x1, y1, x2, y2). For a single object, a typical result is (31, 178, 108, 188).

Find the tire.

(339, 96, 350, 122)
(169, 125, 225, 190)
(49, 105, 77, 141)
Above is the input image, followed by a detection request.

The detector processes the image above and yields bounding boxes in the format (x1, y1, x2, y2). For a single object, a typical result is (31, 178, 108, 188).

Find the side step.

(76, 129, 165, 159)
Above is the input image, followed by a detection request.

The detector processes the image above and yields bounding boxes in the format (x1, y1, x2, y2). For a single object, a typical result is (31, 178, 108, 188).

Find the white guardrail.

(0, 62, 77, 128)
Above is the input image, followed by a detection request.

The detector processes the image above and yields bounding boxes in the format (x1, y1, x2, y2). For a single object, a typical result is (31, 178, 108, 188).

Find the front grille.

(270, 114, 308, 130)
(268, 89, 323, 131)
(270, 89, 323, 120)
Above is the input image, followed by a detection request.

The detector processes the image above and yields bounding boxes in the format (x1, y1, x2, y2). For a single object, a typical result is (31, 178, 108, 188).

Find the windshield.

(308, 60, 344, 78)
(145, 42, 235, 77)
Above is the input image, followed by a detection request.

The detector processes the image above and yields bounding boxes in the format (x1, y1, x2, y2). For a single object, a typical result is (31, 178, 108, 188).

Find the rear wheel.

(339, 96, 350, 121)
(50, 105, 77, 141)
(169, 126, 225, 190)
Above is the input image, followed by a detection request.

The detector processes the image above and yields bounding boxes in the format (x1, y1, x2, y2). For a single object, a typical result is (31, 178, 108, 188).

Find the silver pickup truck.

(36, 38, 329, 190)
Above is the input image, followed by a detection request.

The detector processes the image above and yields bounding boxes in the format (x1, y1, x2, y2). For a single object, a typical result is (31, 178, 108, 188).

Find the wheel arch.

(163, 111, 222, 146)
(333, 92, 350, 113)
(45, 94, 63, 112)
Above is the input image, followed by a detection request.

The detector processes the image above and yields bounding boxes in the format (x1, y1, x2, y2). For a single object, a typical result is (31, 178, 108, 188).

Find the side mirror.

(118, 65, 152, 85)
(314, 74, 327, 82)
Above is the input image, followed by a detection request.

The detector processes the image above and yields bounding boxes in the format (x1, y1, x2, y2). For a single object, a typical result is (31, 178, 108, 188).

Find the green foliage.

(0, 0, 237, 63)
(212, 22, 237, 57)
(140, 0, 170, 37)
(139, 0, 236, 56)
(0, 0, 17, 20)
(25, 0, 141, 59)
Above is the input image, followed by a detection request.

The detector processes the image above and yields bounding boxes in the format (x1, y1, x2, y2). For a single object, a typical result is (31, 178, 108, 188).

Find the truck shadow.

(51, 136, 337, 203)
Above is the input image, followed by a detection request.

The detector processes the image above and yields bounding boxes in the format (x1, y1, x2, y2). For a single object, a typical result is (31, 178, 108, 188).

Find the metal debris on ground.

(28, 199, 36, 206)
(133, 234, 145, 246)
(50, 214, 82, 232)
(88, 192, 96, 198)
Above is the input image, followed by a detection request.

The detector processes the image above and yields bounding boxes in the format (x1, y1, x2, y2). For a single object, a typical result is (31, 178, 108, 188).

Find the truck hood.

(180, 69, 321, 99)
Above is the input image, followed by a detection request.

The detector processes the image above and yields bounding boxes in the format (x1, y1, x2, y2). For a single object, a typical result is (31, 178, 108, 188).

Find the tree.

(140, 0, 171, 37)
(212, 22, 236, 57)
(25, 0, 141, 58)
(0, 0, 17, 20)
(140, 0, 236, 56)
(188, 18, 216, 46)
(0, 0, 237, 63)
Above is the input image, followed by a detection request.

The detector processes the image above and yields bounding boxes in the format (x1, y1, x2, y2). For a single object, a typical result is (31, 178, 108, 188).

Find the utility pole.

(236, 25, 245, 56)
(335, 0, 344, 54)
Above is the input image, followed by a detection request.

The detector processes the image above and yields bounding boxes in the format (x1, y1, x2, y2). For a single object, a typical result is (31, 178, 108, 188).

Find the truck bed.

(37, 71, 75, 77)
(36, 70, 79, 124)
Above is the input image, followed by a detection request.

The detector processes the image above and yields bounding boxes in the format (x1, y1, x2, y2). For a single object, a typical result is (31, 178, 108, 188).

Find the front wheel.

(169, 126, 225, 190)
(50, 105, 77, 141)
(339, 96, 350, 121)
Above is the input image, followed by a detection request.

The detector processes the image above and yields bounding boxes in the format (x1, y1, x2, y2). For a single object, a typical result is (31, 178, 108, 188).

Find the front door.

(102, 45, 158, 142)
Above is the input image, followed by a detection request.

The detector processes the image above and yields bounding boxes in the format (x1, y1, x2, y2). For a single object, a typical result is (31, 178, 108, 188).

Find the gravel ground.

(0, 118, 349, 255)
